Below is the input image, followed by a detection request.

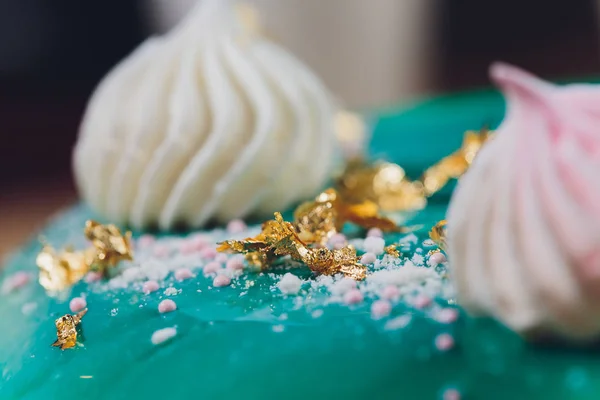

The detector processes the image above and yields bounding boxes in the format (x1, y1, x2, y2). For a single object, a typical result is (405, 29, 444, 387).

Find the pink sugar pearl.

(180, 235, 209, 254)
(153, 245, 170, 258)
(200, 247, 218, 259)
(213, 274, 231, 287)
(158, 299, 177, 313)
(436, 308, 459, 324)
(227, 219, 247, 234)
(442, 388, 461, 400)
(142, 280, 160, 294)
(2, 271, 30, 293)
(412, 294, 432, 309)
(366, 228, 383, 238)
(203, 261, 222, 275)
(84, 271, 103, 283)
(137, 234, 155, 248)
(69, 297, 87, 313)
(429, 252, 447, 266)
(343, 289, 364, 305)
(215, 253, 229, 263)
(174, 268, 194, 281)
(360, 252, 377, 265)
(381, 285, 400, 300)
(226, 257, 245, 271)
(328, 233, 347, 248)
(371, 300, 392, 319)
(435, 333, 455, 351)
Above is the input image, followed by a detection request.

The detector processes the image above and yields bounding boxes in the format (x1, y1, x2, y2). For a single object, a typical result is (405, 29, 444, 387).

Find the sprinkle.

(158, 299, 177, 313)
(399, 233, 418, 246)
(411, 253, 425, 266)
(422, 239, 436, 247)
(428, 252, 447, 266)
(360, 252, 377, 265)
(203, 261, 222, 275)
(164, 287, 179, 296)
(69, 297, 87, 313)
(227, 219, 247, 234)
(278, 273, 303, 295)
(366, 228, 383, 238)
(441, 388, 461, 400)
(412, 294, 432, 309)
(21, 302, 38, 315)
(174, 268, 194, 281)
(226, 256, 245, 271)
(435, 333, 455, 351)
(436, 308, 459, 324)
(84, 271, 103, 283)
(371, 300, 392, 319)
(384, 315, 412, 330)
(364, 236, 385, 256)
(311, 309, 324, 318)
(1, 271, 30, 294)
(200, 247, 218, 259)
(343, 289, 364, 305)
(110, 308, 118, 316)
(272, 324, 285, 333)
(151, 327, 177, 345)
(142, 280, 160, 294)
(137, 234, 155, 248)
(380, 285, 400, 300)
(213, 275, 231, 287)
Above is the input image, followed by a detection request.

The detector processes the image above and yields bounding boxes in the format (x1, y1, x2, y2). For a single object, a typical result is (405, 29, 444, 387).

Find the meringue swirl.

(447, 63, 600, 341)
(73, 0, 336, 230)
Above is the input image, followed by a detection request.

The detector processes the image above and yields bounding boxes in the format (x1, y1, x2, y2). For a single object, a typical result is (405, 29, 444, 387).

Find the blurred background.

(1, 0, 599, 257)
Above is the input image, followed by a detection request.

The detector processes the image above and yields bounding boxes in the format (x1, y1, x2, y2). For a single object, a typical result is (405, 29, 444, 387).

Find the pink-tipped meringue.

(447, 62, 600, 342)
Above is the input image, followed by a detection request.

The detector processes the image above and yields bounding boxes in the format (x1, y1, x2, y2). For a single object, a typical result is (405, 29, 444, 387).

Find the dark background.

(0, 0, 599, 254)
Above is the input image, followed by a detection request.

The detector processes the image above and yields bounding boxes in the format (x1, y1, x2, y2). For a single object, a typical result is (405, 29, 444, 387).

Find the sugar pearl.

(158, 299, 177, 313)
(1, 271, 30, 294)
(278, 273, 303, 295)
(435, 333, 455, 351)
(151, 327, 177, 345)
(227, 219, 247, 234)
(428, 252, 447, 266)
(412, 294, 432, 309)
(364, 236, 385, 256)
(226, 256, 245, 271)
(137, 234, 155, 248)
(442, 388, 461, 400)
(84, 271, 103, 283)
(343, 289, 364, 305)
(213, 275, 231, 287)
(142, 280, 160, 294)
(203, 261, 222, 275)
(200, 247, 218, 259)
(328, 233, 347, 248)
(366, 228, 383, 238)
(381, 285, 400, 300)
(436, 308, 459, 324)
(174, 268, 194, 281)
(360, 252, 377, 265)
(331, 277, 357, 296)
(69, 297, 87, 313)
(371, 300, 392, 319)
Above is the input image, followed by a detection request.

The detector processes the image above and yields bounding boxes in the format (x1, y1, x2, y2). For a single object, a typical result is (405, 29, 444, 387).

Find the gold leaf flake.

(429, 220, 447, 251)
(384, 244, 400, 258)
(52, 308, 87, 350)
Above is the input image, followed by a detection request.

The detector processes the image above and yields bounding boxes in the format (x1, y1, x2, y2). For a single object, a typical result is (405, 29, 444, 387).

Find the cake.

(2, 3, 600, 400)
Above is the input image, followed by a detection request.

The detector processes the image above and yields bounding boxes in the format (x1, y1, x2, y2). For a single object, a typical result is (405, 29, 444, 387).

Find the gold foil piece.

(421, 129, 492, 196)
(384, 244, 400, 258)
(84, 220, 133, 274)
(37, 220, 133, 291)
(336, 129, 492, 212)
(429, 220, 447, 251)
(218, 212, 367, 280)
(294, 188, 403, 245)
(52, 308, 87, 350)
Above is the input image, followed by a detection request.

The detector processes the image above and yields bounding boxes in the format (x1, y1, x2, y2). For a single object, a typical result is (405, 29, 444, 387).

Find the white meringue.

(73, 0, 337, 230)
(447, 63, 600, 341)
